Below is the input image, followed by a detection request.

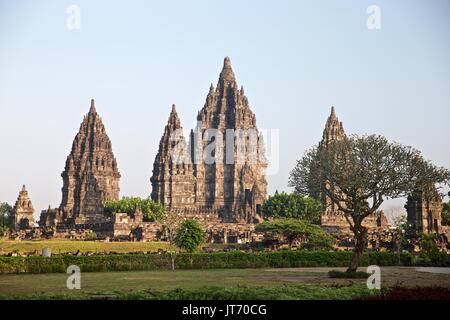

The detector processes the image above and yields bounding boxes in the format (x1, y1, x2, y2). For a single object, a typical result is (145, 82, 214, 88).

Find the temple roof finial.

(89, 99, 96, 113)
(171, 104, 176, 113)
(219, 56, 236, 83)
(224, 56, 231, 68)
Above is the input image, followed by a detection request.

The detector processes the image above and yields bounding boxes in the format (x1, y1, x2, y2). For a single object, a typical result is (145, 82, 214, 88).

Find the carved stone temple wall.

(40, 99, 121, 227)
(150, 57, 268, 225)
(11, 185, 36, 230)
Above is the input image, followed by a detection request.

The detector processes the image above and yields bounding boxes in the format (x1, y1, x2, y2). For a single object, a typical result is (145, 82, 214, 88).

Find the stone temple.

(318, 107, 388, 236)
(40, 99, 121, 227)
(23, 58, 445, 245)
(11, 185, 35, 230)
(151, 57, 267, 224)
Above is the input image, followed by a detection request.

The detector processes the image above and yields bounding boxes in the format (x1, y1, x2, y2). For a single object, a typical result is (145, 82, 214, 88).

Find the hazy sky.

(1, 0, 449, 220)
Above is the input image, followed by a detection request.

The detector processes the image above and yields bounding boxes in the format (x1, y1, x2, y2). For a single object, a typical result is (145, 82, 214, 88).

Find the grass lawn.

(0, 239, 170, 254)
(0, 267, 448, 300)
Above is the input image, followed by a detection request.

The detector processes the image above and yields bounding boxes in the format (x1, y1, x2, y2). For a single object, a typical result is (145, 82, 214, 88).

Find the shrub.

(261, 192, 322, 223)
(328, 270, 369, 279)
(358, 285, 450, 300)
(104, 197, 165, 222)
(0, 251, 448, 274)
(256, 219, 335, 249)
(84, 232, 97, 241)
(174, 220, 205, 253)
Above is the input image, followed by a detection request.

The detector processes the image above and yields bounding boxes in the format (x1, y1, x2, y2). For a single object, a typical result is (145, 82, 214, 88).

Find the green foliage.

(0, 226, 10, 237)
(0, 202, 12, 229)
(104, 197, 165, 222)
(1, 284, 374, 300)
(0, 251, 448, 274)
(328, 270, 369, 279)
(261, 192, 322, 223)
(442, 201, 450, 226)
(174, 219, 205, 253)
(255, 219, 334, 250)
(421, 233, 440, 254)
(84, 232, 97, 241)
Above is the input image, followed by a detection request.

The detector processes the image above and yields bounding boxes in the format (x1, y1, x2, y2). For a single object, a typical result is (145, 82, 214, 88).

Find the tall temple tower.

(318, 107, 387, 233)
(11, 185, 35, 230)
(59, 99, 121, 224)
(319, 107, 347, 217)
(151, 104, 196, 208)
(150, 57, 267, 223)
(320, 106, 346, 147)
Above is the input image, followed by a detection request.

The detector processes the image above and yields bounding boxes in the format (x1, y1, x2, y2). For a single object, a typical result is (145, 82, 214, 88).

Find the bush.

(358, 285, 450, 300)
(0, 250, 448, 274)
(174, 219, 205, 253)
(261, 192, 322, 223)
(84, 232, 97, 241)
(256, 219, 335, 250)
(104, 197, 165, 222)
(328, 270, 369, 279)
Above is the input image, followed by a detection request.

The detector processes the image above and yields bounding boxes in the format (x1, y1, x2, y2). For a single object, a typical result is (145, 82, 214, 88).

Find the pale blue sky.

(1, 0, 449, 219)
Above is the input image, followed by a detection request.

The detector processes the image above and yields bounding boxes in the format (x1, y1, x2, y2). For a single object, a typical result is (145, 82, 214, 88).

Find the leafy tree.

(255, 218, 335, 250)
(174, 219, 205, 253)
(104, 197, 165, 222)
(160, 210, 184, 270)
(0, 202, 12, 228)
(442, 201, 450, 226)
(261, 192, 322, 223)
(289, 134, 450, 272)
(391, 215, 411, 262)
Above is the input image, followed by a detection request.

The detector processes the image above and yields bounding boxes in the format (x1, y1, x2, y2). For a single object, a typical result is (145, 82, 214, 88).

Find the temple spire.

(89, 98, 96, 114)
(321, 106, 346, 146)
(330, 106, 336, 118)
(218, 56, 236, 84)
(60, 100, 120, 221)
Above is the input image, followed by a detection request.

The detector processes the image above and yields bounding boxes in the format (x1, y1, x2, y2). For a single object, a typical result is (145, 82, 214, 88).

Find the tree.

(0, 202, 12, 227)
(255, 218, 334, 250)
(104, 197, 165, 222)
(391, 215, 411, 262)
(289, 134, 450, 272)
(160, 210, 184, 270)
(0, 202, 12, 236)
(442, 201, 450, 226)
(174, 219, 205, 253)
(261, 192, 322, 223)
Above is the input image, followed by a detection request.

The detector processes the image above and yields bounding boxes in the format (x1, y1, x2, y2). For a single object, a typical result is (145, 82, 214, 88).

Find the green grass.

(0, 266, 448, 300)
(0, 268, 374, 300)
(0, 239, 170, 254)
(0, 284, 375, 300)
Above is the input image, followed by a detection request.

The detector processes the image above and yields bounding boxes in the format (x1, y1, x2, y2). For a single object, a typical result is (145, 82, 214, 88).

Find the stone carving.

(11, 185, 35, 230)
(151, 57, 267, 223)
(406, 187, 443, 235)
(59, 99, 120, 224)
(40, 99, 121, 227)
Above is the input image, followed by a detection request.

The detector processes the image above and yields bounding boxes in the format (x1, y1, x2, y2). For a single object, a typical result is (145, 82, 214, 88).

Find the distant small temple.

(11, 185, 35, 230)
